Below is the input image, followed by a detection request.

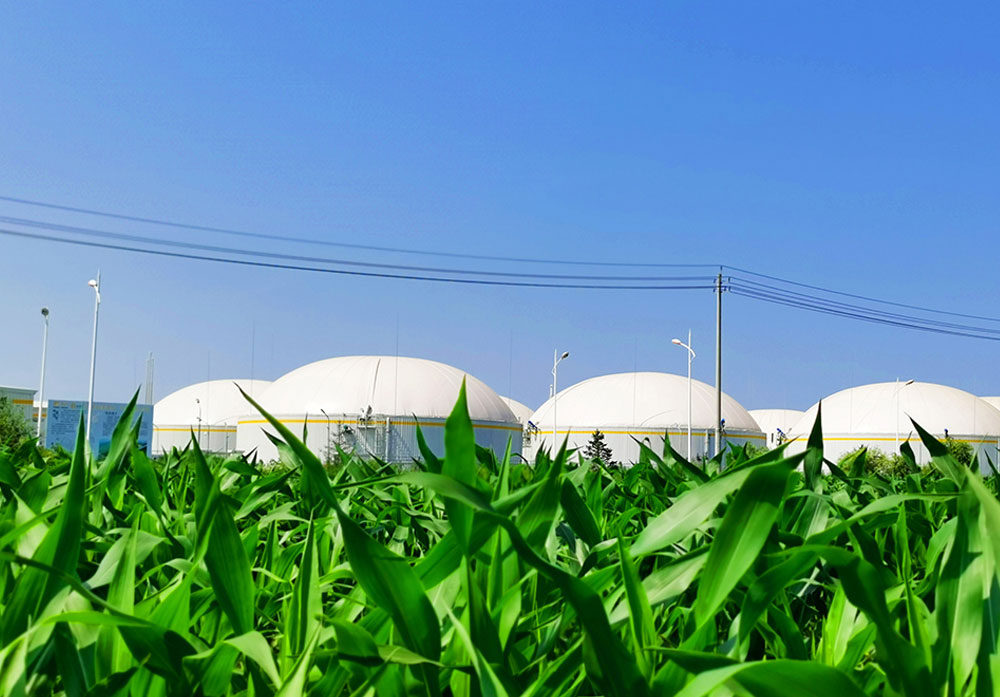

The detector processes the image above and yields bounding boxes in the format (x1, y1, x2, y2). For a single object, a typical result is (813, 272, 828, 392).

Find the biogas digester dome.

(789, 382, 1000, 471)
(500, 396, 534, 425)
(749, 409, 806, 448)
(528, 372, 764, 463)
(236, 356, 521, 463)
(153, 379, 271, 455)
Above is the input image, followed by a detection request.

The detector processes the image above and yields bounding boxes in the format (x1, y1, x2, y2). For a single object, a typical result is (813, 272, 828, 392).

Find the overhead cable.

(0, 194, 718, 270)
(0, 215, 713, 283)
(0, 228, 716, 291)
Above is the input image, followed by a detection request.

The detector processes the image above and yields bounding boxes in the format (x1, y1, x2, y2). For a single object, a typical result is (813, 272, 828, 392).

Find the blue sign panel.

(44, 400, 153, 457)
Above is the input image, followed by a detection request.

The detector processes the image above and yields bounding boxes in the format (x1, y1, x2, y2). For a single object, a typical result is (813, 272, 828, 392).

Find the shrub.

(0, 395, 30, 451)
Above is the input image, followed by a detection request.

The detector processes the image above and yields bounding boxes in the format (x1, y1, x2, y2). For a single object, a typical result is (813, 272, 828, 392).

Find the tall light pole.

(320, 408, 332, 464)
(195, 398, 203, 448)
(894, 378, 915, 451)
(552, 350, 570, 451)
(37, 307, 50, 439)
(672, 331, 696, 460)
(86, 272, 101, 447)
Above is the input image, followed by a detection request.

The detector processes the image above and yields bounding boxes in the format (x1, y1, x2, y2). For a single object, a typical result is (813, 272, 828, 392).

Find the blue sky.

(2, 2, 999, 413)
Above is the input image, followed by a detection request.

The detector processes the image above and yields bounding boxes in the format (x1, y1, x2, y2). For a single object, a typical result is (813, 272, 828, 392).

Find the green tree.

(838, 446, 917, 478)
(0, 395, 30, 451)
(944, 434, 975, 467)
(584, 429, 615, 465)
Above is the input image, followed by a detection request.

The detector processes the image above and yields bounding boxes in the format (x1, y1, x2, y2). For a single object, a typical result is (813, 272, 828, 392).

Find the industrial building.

(788, 381, 1000, 471)
(527, 371, 764, 463)
(153, 379, 271, 454)
(749, 409, 806, 448)
(235, 355, 521, 463)
(0, 386, 36, 423)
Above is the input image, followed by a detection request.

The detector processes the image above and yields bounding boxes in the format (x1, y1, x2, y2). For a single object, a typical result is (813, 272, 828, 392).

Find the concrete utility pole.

(715, 272, 723, 457)
(145, 352, 155, 404)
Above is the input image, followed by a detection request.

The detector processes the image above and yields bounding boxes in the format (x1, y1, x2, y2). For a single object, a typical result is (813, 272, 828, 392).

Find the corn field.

(2, 385, 1000, 696)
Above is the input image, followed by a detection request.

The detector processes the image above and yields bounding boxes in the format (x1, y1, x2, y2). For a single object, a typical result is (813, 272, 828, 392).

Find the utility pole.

(145, 352, 155, 404)
(715, 272, 723, 457)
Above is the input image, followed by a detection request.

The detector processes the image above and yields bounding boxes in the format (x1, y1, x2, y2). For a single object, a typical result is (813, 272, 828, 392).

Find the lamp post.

(320, 408, 332, 464)
(552, 350, 570, 451)
(195, 398, 202, 449)
(37, 307, 50, 439)
(671, 331, 696, 460)
(894, 378, 915, 452)
(85, 273, 101, 447)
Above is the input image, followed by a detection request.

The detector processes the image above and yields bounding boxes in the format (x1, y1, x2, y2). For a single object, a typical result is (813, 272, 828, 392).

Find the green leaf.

(192, 436, 256, 636)
(668, 654, 866, 697)
(561, 479, 602, 548)
(285, 516, 320, 663)
(1, 411, 87, 642)
(694, 457, 799, 624)
(442, 380, 476, 554)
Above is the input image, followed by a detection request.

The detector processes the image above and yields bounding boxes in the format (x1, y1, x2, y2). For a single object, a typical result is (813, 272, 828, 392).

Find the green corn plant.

(2, 382, 1000, 696)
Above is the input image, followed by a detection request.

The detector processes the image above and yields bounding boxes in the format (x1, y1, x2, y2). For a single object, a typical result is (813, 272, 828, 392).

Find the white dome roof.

(500, 396, 534, 424)
(749, 409, 805, 436)
(154, 379, 271, 427)
(530, 372, 761, 432)
(981, 396, 1000, 412)
(790, 382, 1000, 437)
(255, 355, 516, 423)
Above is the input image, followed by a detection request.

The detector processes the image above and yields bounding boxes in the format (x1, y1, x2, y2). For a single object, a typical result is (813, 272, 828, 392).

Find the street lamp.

(320, 408, 332, 464)
(195, 398, 203, 448)
(894, 378, 915, 452)
(37, 307, 50, 439)
(85, 273, 101, 447)
(552, 350, 570, 452)
(672, 331, 696, 460)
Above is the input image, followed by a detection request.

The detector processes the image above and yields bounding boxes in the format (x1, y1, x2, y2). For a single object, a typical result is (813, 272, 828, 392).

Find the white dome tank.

(749, 409, 806, 449)
(789, 381, 1000, 472)
(500, 396, 534, 425)
(236, 356, 521, 463)
(528, 371, 763, 463)
(153, 379, 271, 455)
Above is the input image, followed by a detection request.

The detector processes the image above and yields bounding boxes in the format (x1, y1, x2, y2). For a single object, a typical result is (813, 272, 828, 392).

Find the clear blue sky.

(2, 2, 998, 413)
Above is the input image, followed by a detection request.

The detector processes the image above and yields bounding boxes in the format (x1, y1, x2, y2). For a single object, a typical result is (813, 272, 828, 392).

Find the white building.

(749, 409, 806, 448)
(235, 356, 521, 463)
(788, 381, 1000, 471)
(153, 379, 271, 455)
(0, 386, 36, 428)
(527, 372, 764, 464)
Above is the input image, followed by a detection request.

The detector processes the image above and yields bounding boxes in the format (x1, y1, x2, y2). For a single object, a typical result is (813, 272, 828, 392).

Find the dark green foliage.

(0, 394, 30, 451)
(583, 429, 615, 465)
(945, 435, 975, 467)
(838, 445, 919, 478)
(2, 389, 1000, 696)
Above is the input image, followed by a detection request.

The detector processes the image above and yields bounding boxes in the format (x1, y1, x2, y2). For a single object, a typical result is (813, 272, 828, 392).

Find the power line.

(729, 284, 1000, 341)
(0, 214, 714, 283)
(7, 194, 1000, 341)
(0, 227, 717, 291)
(0, 194, 718, 270)
(723, 264, 1000, 325)
(729, 276, 1000, 336)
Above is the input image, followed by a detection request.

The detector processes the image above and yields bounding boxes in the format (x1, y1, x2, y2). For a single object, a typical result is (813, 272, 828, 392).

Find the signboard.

(44, 400, 153, 457)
